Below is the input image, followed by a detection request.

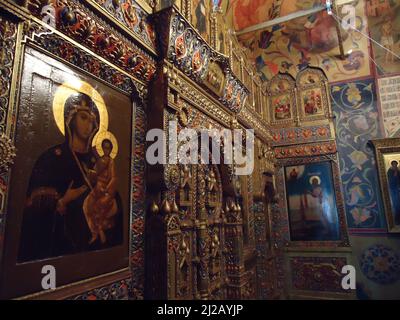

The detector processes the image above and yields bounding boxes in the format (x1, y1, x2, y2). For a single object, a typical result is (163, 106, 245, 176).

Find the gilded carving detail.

(158, 8, 249, 115)
(0, 16, 17, 134)
(0, 133, 16, 174)
(93, 0, 156, 49)
(26, 0, 156, 83)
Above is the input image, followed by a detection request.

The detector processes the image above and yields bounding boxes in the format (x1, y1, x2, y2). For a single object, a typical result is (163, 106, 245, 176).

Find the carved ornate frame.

(296, 67, 332, 123)
(267, 67, 333, 128)
(267, 73, 297, 127)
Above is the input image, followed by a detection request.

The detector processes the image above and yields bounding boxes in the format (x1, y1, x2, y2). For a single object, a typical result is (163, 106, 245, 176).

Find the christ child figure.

(83, 139, 118, 244)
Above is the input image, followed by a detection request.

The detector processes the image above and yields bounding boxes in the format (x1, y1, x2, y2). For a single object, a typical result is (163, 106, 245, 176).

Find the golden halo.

(388, 159, 400, 168)
(94, 131, 119, 159)
(52, 79, 109, 136)
(309, 175, 321, 185)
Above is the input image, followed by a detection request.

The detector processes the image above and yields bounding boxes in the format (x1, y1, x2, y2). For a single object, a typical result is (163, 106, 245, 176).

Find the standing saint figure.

(300, 176, 330, 238)
(387, 160, 400, 225)
(381, 17, 395, 63)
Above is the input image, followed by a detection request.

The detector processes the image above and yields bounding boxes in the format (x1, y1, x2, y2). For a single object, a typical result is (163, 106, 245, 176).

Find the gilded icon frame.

(277, 153, 350, 248)
(372, 138, 400, 233)
(0, 2, 149, 298)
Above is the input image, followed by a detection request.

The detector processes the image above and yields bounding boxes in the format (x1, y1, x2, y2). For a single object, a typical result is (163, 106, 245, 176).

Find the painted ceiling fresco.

(224, 0, 372, 82)
(366, 0, 400, 77)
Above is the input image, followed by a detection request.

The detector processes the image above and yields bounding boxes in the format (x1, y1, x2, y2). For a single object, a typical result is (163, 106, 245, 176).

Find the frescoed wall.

(331, 79, 386, 230)
(217, 0, 400, 300)
(366, 0, 400, 77)
(225, 0, 371, 82)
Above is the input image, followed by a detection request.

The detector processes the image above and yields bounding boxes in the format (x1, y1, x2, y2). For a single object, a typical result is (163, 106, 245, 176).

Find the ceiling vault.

(233, 0, 358, 60)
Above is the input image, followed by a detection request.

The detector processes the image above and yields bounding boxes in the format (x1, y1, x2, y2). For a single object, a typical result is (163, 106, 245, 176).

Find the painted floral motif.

(353, 116, 369, 131)
(98, 0, 156, 48)
(346, 83, 362, 105)
(350, 207, 371, 226)
(331, 79, 385, 230)
(70, 279, 131, 300)
(302, 129, 313, 139)
(360, 244, 400, 285)
(274, 141, 336, 159)
(349, 150, 368, 170)
(271, 125, 331, 146)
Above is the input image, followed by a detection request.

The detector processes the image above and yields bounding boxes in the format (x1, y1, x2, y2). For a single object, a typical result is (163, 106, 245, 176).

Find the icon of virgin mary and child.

(18, 91, 123, 262)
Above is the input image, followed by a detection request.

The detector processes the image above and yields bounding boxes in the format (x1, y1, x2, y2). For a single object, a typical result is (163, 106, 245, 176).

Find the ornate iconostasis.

(0, 0, 399, 300)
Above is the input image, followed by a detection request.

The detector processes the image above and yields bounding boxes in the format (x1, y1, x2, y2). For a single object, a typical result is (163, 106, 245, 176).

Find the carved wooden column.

(224, 197, 246, 299)
(196, 166, 210, 299)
